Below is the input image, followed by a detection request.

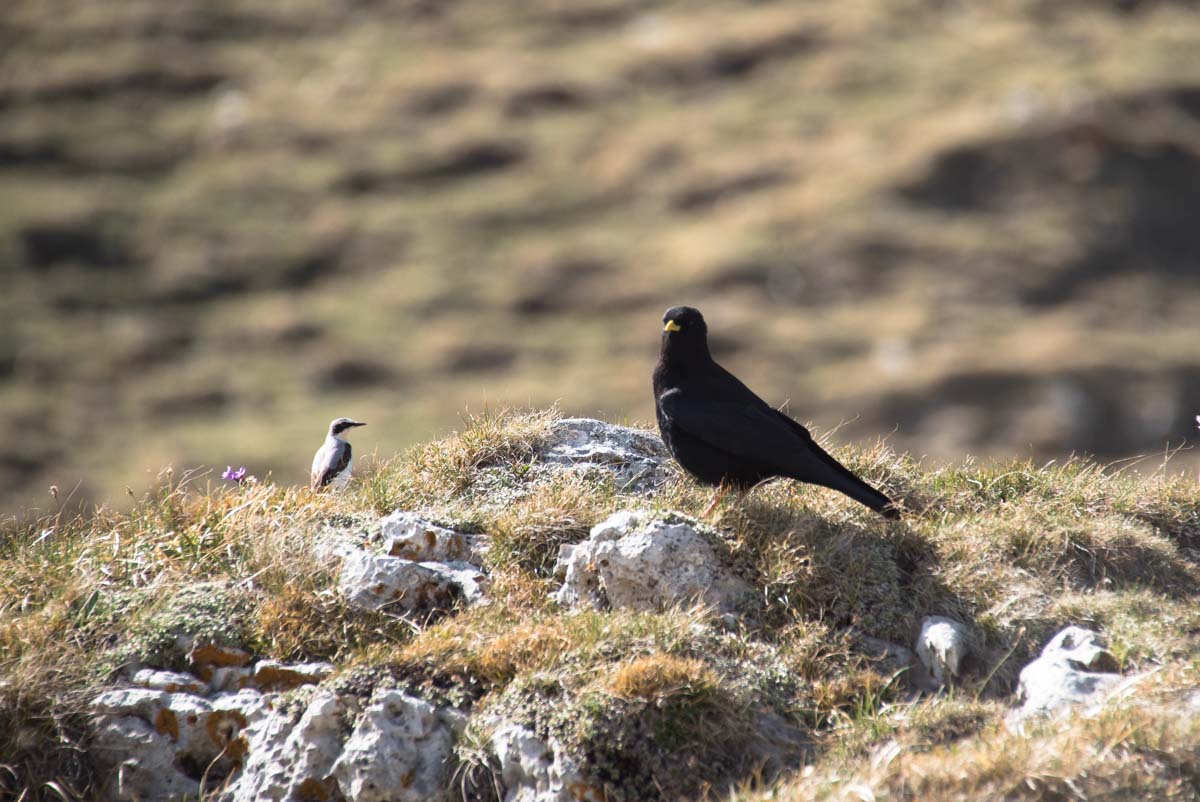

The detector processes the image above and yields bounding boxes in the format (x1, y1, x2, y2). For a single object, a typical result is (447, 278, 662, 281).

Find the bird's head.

(660, 305, 712, 363)
(329, 417, 367, 438)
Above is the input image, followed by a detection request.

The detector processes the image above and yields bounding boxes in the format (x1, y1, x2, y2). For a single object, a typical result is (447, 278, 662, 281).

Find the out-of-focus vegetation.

(4, 0, 1200, 515)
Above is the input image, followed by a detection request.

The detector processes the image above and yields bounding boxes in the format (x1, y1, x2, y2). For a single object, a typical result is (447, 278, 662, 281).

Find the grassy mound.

(2, 409, 1199, 800)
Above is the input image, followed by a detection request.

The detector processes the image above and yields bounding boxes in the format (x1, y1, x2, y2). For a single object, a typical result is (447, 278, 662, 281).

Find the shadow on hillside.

(874, 364, 1200, 459)
(899, 84, 1200, 305)
(732, 499, 1015, 691)
(736, 481, 1200, 698)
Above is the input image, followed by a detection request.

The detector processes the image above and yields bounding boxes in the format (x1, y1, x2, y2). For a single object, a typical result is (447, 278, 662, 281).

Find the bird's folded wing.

(659, 392, 805, 472)
(311, 444, 329, 481)
(314, 441, 352, 488)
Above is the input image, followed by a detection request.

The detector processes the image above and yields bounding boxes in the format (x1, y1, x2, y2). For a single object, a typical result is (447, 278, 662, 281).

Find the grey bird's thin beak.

(353, 421, 367, 427)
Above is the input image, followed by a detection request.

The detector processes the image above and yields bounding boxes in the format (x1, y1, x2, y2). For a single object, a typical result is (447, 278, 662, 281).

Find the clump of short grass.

(375, 407, 561, 510)
(603, 655, 719, 705)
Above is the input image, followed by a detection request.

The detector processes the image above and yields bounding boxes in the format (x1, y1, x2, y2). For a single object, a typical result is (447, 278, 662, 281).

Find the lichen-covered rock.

(221, 685, 463, 802)
(190, 643, 253, 674)
(553, 510, 753, 614)
(246, 660, 336, 692)
(424, 560, 490, 605)
(91, 659, 349, 802)
(377, 512, 483, 564)
(331, 690, 456, 802)
(1008, 626, 1123, 728)
(491, 723, 597, 802)
(92, 716, 199, 802)
(915, 616, 972, 686)
(339, 550, 461, 613)
(536, 418, 670, 493)
(225, 689, 355, 802)
(91, 687, 258, 801)
(210, 666, 255, 693)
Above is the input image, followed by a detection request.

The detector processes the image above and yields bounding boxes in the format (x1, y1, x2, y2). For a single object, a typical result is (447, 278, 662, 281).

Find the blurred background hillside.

(4, 0, 1200, 516)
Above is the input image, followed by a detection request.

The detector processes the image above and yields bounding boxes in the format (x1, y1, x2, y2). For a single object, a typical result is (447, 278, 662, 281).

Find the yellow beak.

(663, 320, 682, 332)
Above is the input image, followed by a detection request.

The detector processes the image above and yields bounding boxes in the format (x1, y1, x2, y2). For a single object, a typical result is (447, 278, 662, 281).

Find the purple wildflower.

(223, 465, 249, 483)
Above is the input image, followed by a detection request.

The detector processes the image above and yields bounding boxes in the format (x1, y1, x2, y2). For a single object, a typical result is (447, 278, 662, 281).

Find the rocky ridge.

(85, 419, 1151, 802)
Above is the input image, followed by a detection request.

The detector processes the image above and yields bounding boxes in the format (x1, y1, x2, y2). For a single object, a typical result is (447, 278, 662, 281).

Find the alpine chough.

(653, 306, 900, 519)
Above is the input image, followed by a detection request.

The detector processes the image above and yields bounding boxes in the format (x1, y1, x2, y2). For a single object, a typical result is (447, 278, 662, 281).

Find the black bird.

(653, 306, 900, 519)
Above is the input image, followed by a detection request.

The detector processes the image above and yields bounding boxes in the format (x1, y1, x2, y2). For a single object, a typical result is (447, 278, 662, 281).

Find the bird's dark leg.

(701, 484, 730, 518)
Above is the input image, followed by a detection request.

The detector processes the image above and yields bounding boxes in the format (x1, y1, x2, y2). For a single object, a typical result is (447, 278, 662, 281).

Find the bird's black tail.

(800, 440, 901, 520)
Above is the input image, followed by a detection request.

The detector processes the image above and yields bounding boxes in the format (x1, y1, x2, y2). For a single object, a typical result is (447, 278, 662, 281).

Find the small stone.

(338, 549, 460, 613)
(212, 688, 271, 727)
(92, 688, 171, 721)
(915, 616, 972, 686)
(209, 666, 254, 693)
(422, 560, 490, 605)
(1043, 626, 1121, 673)
(90, 686, 261, 800)
(131, 669, 208, 695)
(92, 716, 199, 802)
(378, 511, 481, 564)
(491, 722, 593, 802)
(1008, 626, 1123, 728)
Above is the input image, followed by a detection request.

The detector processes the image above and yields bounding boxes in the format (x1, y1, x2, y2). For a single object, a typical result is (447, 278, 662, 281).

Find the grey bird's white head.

(312, 417, 366, 491)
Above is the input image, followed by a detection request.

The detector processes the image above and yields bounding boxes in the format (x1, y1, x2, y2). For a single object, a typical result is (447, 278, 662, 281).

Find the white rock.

(1043, 626, 1121, 673)
(1009, 627, 1122, 727)
(132, 669, 208, 695)
(91, 687, 261, 801)
(210, 666, 254, 693)
(338, 549, 460, 613)
(553, 510, 753, 614)
(92, 716, 199, 802)
(537, 418, 669, 493)
(492, 723, 598, 802)
(212, 688, 272, 726)
(915, 616, 972, 686)
(378, 512, 482, 564)
(421, 560, 490, 605)
(225, 689, 354, 802)
(331, 690, 456, 802)
(162, 693, 224, 767)
(92, 688, 171, 721)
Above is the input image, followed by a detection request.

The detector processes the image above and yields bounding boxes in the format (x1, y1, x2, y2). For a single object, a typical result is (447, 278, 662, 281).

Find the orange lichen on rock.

(154, 707, 180, 741)
(189, 643, 252, 669)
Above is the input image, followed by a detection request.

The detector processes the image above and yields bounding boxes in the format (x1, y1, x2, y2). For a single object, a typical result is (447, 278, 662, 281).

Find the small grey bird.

(311, 417, 366, 491)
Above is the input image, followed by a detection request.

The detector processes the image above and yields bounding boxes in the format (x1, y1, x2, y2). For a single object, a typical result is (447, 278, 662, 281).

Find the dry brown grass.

(603, 654, 720, 704)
